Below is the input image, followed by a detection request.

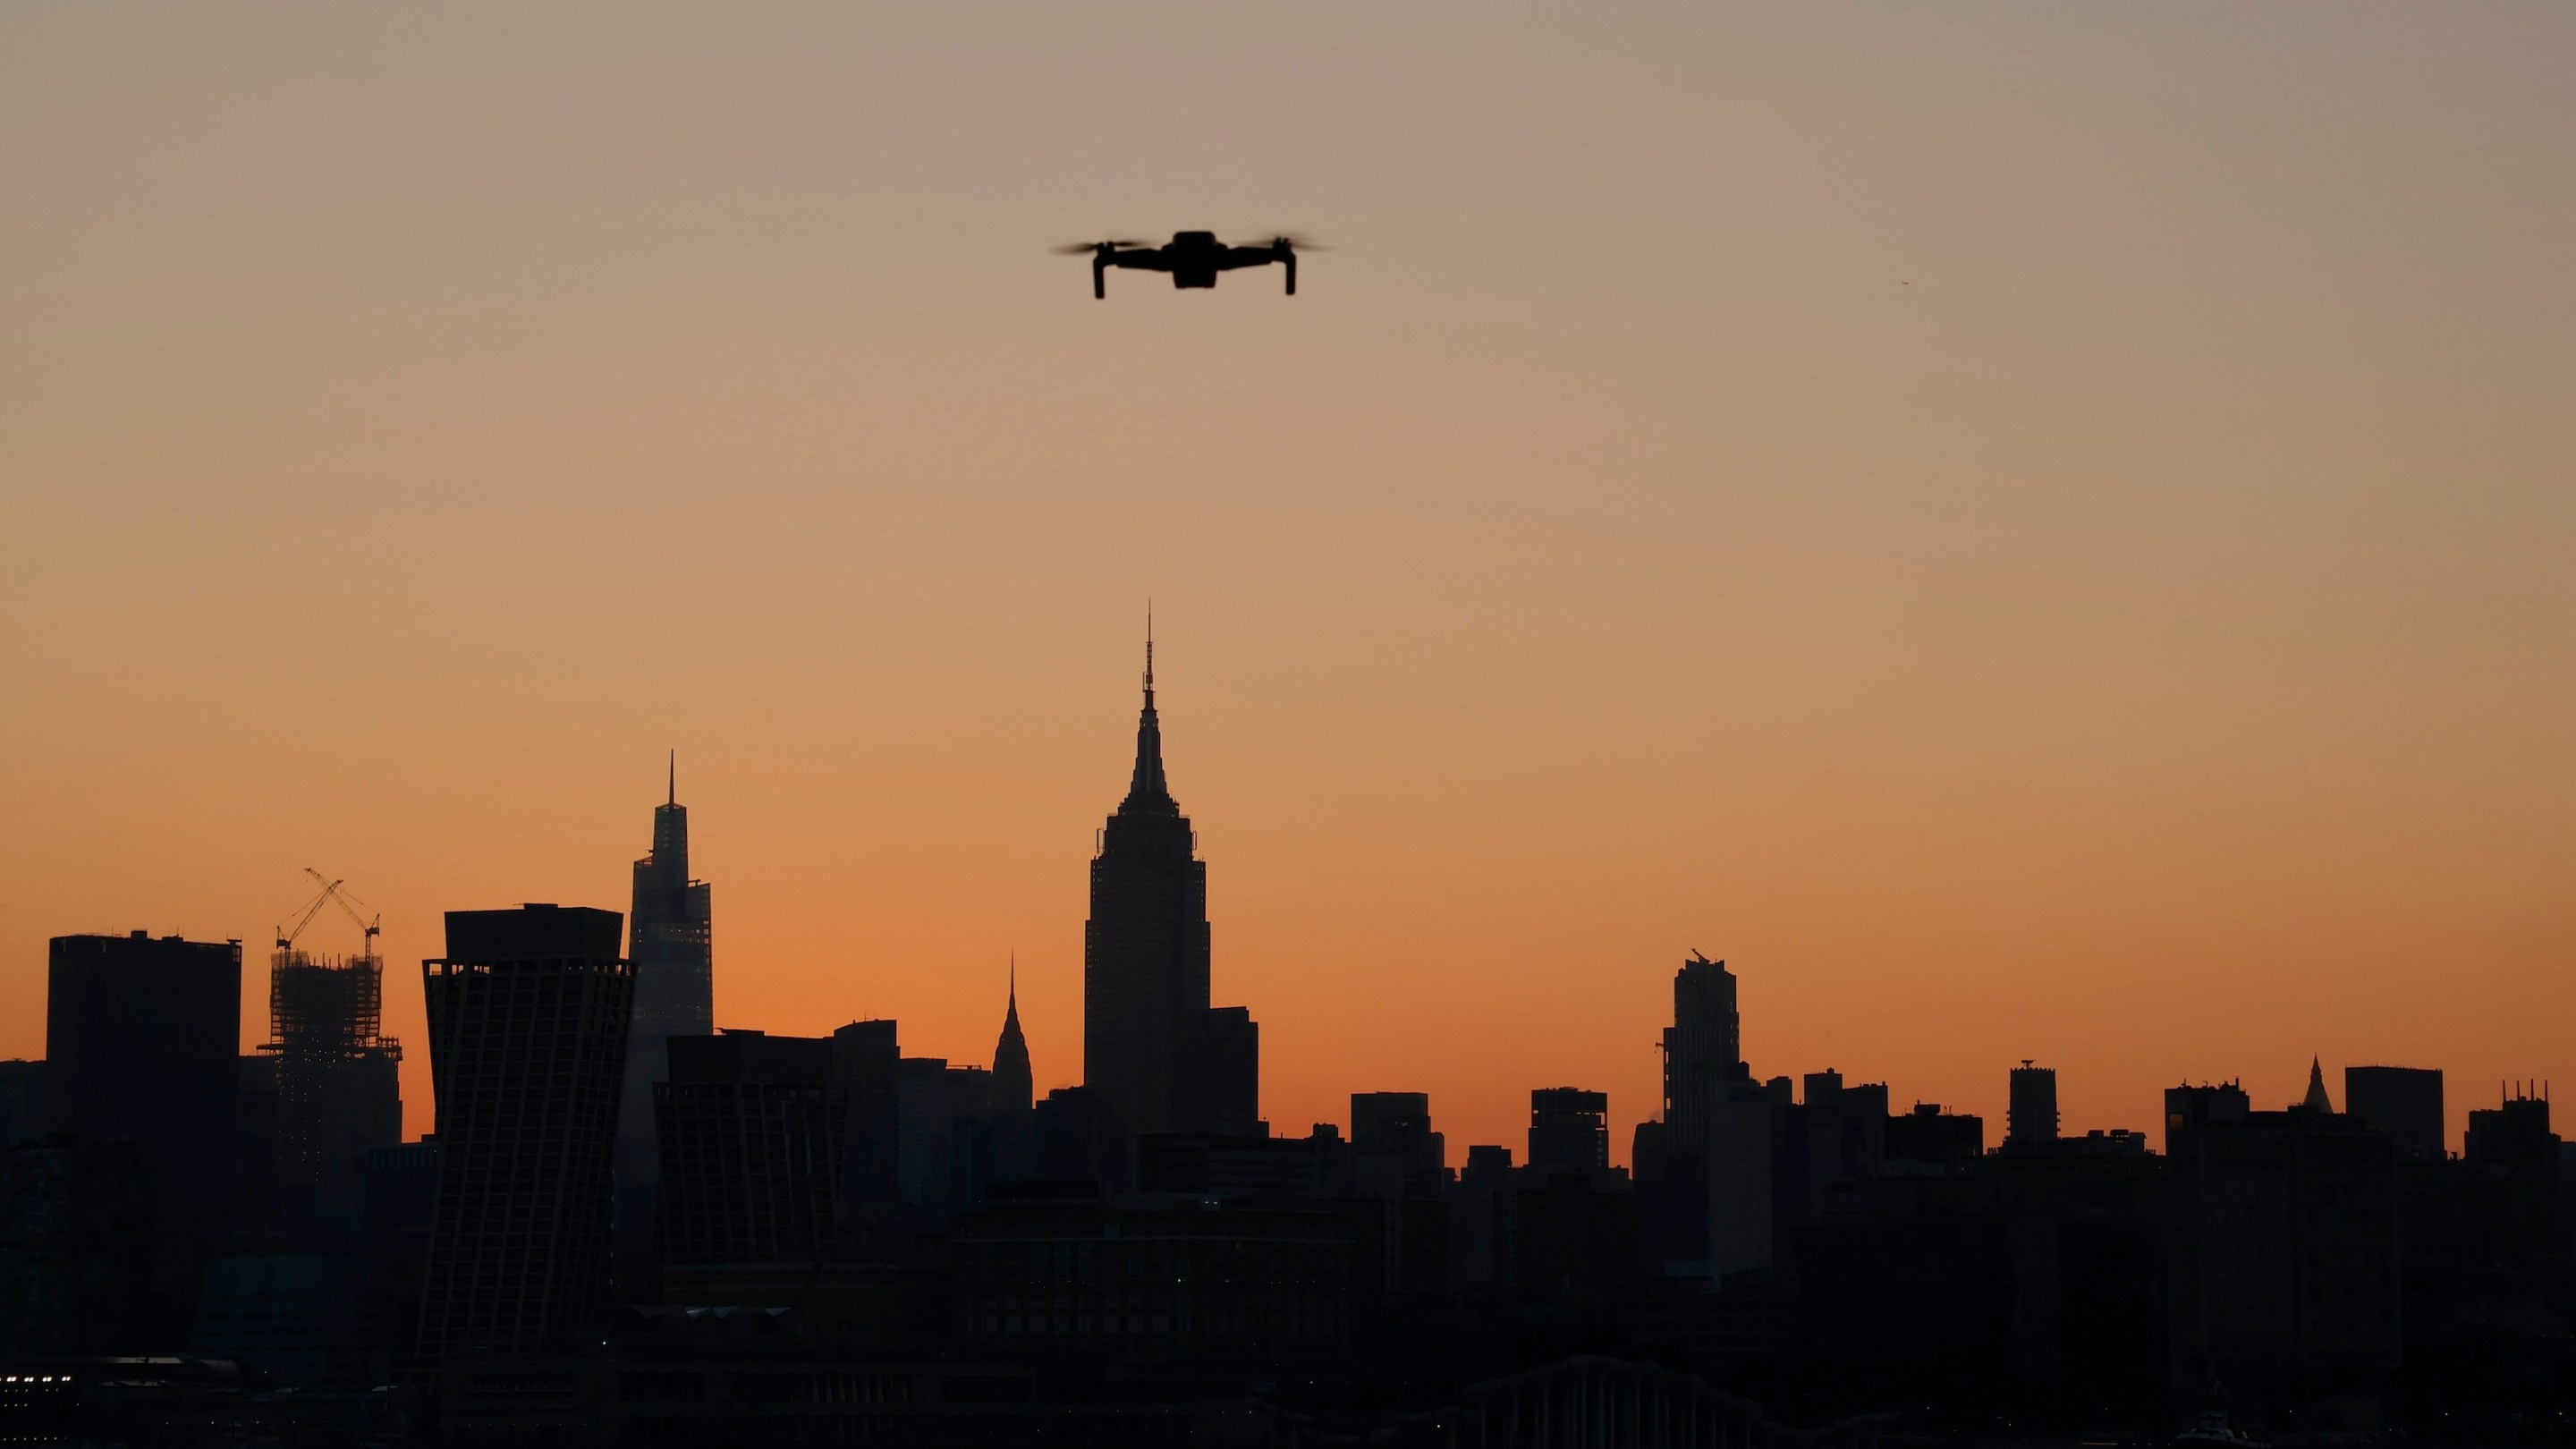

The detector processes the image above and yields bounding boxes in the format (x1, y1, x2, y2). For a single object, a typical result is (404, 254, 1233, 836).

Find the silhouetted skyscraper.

(1083, 634, 1258, 1141)
(1528, 1089, 1610, 1173)
(655, 1031, 841, 1267)
(0, 1061, 46, 1148)
(259, 941, 402, 1239)
(617, 760, 713, 1269)
(1352, 1091, 1445, 1199)
(2163, 1080, 2400, 1406)
(991, 971, 1036, 1179)
(418, 905, 632, 1360)
(898, 1057, 995, 1218)
(828, 1020, 902, 1240)
(2299, 1055, 2334, 1113)
(1185, 1005, 1260, 1137)
(46, 932, 242, 1310)
(1662, 953, 1738, 1150)
(2345, 1065, 2444, 1165)
(993, 968, 1033, 1119)
(1798, 1071, 1888, 1198)
(2008, 1062, 2059, 1147)
(1648, 953, 1769, 1278)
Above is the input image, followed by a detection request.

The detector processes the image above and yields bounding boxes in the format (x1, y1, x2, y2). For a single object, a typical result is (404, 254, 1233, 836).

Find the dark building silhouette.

(1885, 1102, 1986, 1174)
(1799, 1071, 1890, 1203)
(361, 1140, 440, 1251)
(1351, 1091, 1445, 1198)
(953, 1198, 1365, 1350)
(1032, 1086, 1128, 1191)
(2466, 1089, 2557, 1174)
(190, 1253, 404, 1386)
(0, 1132, 157, 1354)
(1631, 1117, 1701, 1271)
(2163, 1080, 2400, 1412)
(1499, 1165, 1640, 1296)
(990, 975, 1036, 1179)
(1186, 1004, 1261, 1136)
(258, 943, 402, 1241)
(45, 932, 242, 1316)
(991, 971, 1032, 1119)
(897, 1058, 996, 1221)
(1645, 954, 1775, 1279)
(417, 905, 633, 1360)
(2345, 1065, 2444, 1166)
(359, 1137, 440, 1356)
(1082, 637, 1259, 1142)
(0, 1061, 43, 1148)
(1137, 1131, 1332, 1198)
(1453, 1143, 1513, 1286)
(2008, 1061, 2059, 1147)
(2460, 1088, 2563, 1267)
(654, 1030, 841, 1268)
(1662, 952, 1739, 1151)
(827, 1020, 902, 1243)
(235, 1055, 283, 1248)
(1528, 1088, 1610, 1174)
(2300, 1055, 2334, 1112)
(616, 761, 714, 1275)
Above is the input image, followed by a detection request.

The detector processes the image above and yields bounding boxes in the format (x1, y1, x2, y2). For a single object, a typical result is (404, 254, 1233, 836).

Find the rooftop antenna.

(667, 749, 676, 807)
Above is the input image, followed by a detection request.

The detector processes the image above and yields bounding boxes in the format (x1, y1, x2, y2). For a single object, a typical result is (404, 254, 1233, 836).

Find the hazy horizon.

(3, 3, 2569, 1159)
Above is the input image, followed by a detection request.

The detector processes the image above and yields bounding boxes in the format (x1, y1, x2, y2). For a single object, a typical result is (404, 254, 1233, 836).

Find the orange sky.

(1, 4, 2569, 1160)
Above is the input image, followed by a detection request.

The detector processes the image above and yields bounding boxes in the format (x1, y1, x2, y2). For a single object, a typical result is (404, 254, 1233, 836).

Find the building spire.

(667, 749, 676, 807)
(1121, 611, 1177, 814)
(2302, 1055, 2333, 1113)
(993, 952, 1033, 1114)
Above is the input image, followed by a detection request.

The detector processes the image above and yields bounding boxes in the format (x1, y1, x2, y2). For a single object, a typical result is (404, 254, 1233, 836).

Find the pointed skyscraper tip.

(2302, 1055, 2333, 1113)
(667, 749, 676, 806)
(1119, 620, 1179, 815)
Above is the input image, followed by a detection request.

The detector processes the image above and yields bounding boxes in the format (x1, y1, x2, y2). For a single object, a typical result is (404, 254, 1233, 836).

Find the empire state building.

(1083, 636, 1258, 1140)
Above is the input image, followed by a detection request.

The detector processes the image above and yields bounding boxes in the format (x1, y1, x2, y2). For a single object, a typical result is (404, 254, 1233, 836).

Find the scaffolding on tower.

(262, 869, 404, 1219)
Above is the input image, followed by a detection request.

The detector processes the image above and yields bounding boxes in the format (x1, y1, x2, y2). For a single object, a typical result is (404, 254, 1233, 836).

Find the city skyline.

(3, 4, 2566, 1180)
(4, 8, 2567, 1438)
(0, 632, 2549, 1165)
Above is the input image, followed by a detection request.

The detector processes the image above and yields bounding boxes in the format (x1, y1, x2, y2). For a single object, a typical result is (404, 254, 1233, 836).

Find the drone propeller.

(1050, 239, 1149, 254)
(1244, 233, 1330, 252)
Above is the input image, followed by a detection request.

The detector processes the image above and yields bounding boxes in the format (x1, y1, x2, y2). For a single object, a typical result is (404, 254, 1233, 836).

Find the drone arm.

(1094, 251, 1107, 300)
(1284, 250, 1296, 296)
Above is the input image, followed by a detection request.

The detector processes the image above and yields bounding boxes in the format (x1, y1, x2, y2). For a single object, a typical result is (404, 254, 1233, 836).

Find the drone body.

(1058, 231, 1316, 298)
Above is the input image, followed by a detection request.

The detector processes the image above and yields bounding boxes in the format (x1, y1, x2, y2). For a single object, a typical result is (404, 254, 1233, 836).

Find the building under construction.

(258, 873, 403, 1243)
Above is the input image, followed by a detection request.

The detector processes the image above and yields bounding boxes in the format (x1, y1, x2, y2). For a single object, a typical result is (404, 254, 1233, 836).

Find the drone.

(1054, 231, 1322, 298)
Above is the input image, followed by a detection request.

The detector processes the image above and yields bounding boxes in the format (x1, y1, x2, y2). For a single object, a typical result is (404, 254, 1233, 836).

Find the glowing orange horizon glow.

(0, 5, 2567, 1164)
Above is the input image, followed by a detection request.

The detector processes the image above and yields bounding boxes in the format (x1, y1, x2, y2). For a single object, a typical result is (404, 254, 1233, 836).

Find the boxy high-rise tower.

(46, 932, 242, 1314)
(418, 905, 632, 1359)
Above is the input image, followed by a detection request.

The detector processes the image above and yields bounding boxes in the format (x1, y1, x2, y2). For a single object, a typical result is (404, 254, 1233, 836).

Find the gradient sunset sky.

(2, 4, 2568, 1159)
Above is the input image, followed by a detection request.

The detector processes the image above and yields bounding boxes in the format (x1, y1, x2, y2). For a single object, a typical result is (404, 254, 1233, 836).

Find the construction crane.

(275, 868, 382, 955)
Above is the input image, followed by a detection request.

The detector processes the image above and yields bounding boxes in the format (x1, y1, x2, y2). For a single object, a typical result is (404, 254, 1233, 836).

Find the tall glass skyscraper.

(615, 758, 714, 1269)
(418, 905, 631, 1358)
